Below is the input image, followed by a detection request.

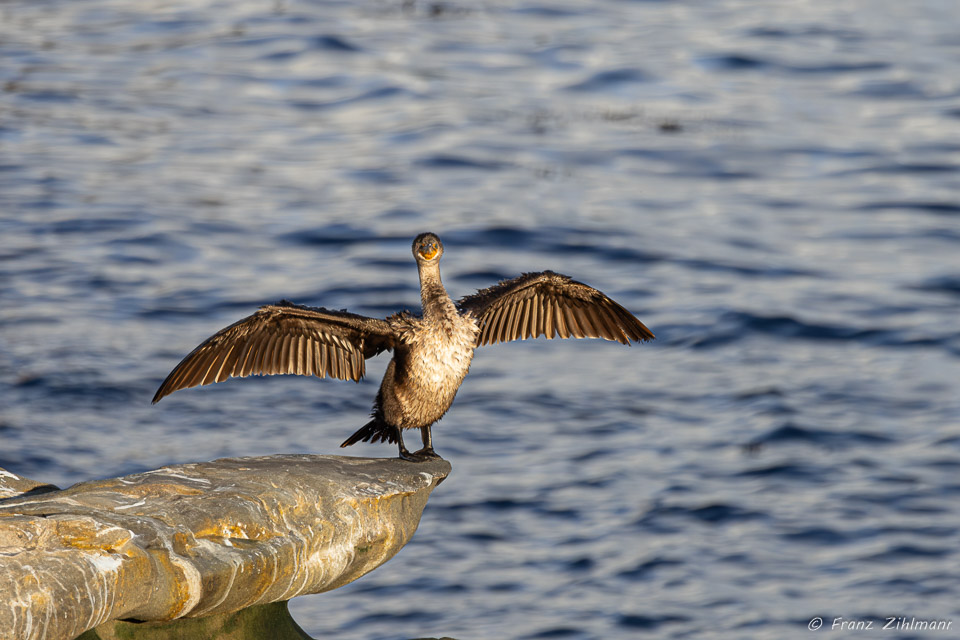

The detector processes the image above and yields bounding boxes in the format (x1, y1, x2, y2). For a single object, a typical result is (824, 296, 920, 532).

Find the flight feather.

(152, 301, 394, 403)
(457, 271, 654, 347)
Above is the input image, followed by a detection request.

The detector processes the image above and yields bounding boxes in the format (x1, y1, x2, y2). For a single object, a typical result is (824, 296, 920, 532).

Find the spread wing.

(152, 301, 395, 403)
(457, 271, 654, 347)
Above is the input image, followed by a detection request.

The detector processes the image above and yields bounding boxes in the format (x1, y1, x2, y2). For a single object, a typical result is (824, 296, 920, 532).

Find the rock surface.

(0, 468, 59, 500)
(76, 602, 313, 640)
(0, 455, 450, 640)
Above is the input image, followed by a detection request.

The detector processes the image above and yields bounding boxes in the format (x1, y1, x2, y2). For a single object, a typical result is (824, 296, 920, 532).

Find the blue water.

(2, 1, 960, 638)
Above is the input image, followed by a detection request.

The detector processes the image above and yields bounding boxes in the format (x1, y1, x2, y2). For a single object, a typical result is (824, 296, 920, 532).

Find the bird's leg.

(420, 425, 433, 450)
(395, 425, 416, 461)
(395, 424, 440, 462)
(411, 425, 440, 459)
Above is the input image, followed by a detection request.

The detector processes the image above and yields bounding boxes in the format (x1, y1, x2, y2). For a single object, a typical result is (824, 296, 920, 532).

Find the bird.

(152, 232, 654, 460)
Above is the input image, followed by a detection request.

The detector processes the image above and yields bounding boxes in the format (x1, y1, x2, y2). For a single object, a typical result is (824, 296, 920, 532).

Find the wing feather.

(216, 344, 237, 381)
(168, 353, 195, 390)
(153, 301, 395, 403)
(278, 333, 292, 373)
(284, 333, 296, 374)
(553, 298, 568, 338)
(495, 305, 508, 344)
(292, 334, 304, 375)
(328, 342, 341, 380)
(236, 339, 254, 377)
(486, 306, 502, 345)
(353, 350, 362, 380)
(532, 293, 543, 338)
(519, 297, 531, 340)
(508, 300, 522, 341)
(218, 343, 240, 382)
(290, 335, 301, 376)
(212, 344, 235, 383)
(271, 333, 286, 374)
(458, 271, 653, 348)
(543, 295, 554, 339)
(261, 334, 278, 375)
(301, 335, 313, 376)
(318, 341, 328, 377)
(198, 350, 220, 385)
(252, 334, 270, 375)
(590, 306, 615, 342)
(577, 306, 599, 339)
(563, 304, 583, 339)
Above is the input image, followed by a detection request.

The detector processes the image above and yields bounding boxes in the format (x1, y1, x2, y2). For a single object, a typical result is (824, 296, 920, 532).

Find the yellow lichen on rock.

(0, 455, 450, 640)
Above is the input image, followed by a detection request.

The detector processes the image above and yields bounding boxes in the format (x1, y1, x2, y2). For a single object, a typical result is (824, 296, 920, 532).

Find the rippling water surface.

(2, 1, 960, 638)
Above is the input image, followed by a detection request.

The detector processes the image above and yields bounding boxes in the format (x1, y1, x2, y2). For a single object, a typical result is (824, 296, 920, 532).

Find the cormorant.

(153, 232, 654, 460)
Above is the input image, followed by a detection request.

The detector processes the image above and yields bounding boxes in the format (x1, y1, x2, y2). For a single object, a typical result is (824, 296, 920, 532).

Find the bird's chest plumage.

(409, 322, 475, 388)
(385, 312, 478, 428)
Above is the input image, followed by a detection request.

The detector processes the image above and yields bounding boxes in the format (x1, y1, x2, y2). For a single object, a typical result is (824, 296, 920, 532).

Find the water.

(2, 1, 960, 638)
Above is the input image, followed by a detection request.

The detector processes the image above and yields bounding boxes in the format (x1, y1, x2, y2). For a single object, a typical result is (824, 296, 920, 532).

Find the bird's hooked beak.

(419, 241, 440, 260)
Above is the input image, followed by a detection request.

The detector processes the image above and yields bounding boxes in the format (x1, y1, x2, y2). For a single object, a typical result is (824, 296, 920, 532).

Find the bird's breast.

(406, 315, 477, 386)
(387, 313, 479, 426)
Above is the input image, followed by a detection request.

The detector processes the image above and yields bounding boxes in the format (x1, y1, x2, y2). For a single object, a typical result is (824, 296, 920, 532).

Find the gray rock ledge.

(0, 455, 450, 640)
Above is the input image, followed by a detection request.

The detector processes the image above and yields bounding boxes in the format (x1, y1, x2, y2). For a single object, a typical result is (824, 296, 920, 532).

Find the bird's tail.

(340, 417, 397, 448)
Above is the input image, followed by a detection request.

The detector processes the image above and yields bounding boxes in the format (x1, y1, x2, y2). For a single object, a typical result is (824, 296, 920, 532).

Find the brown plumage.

(153, 232, 654, 460)
(459, 271, 653, 346)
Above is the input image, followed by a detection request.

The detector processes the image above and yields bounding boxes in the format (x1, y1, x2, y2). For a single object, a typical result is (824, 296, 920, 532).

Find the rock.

(0, 468, 59, 500)
(0, 455, 450, 640)
(76, 602, 312, 640)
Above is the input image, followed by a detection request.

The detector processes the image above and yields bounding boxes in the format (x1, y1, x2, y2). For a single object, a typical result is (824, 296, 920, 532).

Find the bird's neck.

(418, 262, 456, 320)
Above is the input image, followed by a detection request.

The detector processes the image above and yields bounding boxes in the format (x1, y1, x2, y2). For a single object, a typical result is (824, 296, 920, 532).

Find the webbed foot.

(399, 447, 441, 462)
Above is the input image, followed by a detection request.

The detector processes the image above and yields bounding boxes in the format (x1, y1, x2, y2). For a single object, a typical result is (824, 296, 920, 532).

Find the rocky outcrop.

(0, 455, 450, 640)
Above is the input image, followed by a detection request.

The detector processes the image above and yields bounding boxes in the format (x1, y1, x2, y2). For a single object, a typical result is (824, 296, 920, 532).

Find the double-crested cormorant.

(153, 232, 654, 460)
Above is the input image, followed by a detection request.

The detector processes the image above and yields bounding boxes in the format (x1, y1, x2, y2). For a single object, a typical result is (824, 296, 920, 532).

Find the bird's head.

(413, 232, 443, 263)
